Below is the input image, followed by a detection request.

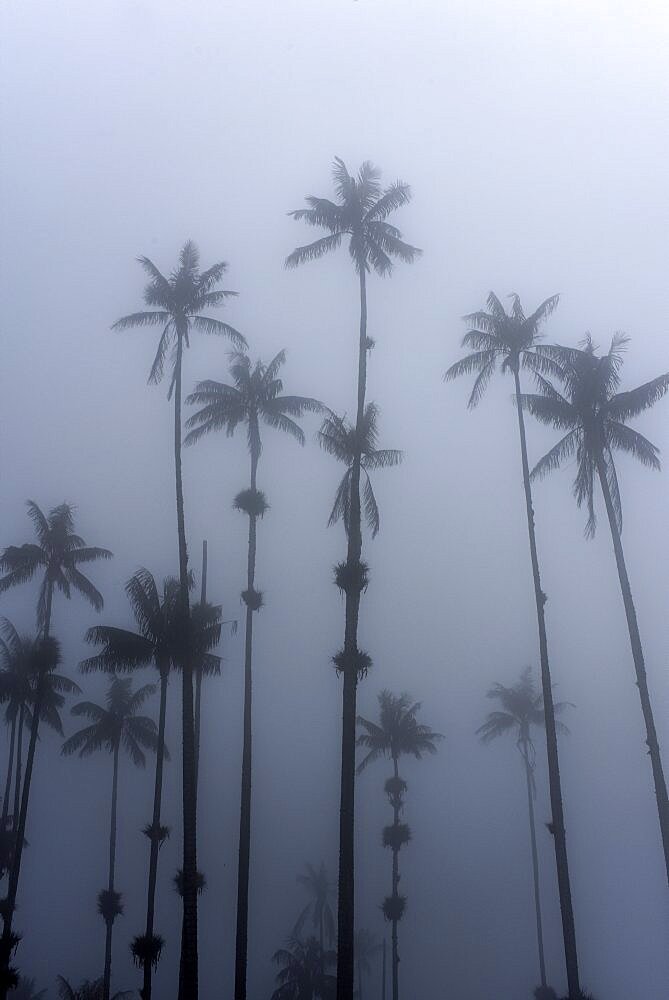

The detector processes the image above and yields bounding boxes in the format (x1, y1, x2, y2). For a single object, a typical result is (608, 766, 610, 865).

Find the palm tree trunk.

(11, 708, 23, 837)
(194, 539, 207, 794)
(513, 368, 580, 999)
(2, 715, 16, 830)
(141, 666, 169, 1000)
(390, 758, 400, 1000)
(381, 938, 386, 1000)
(0, 585, 53, 1000)
(358, 958, 363, 1000)
(103, 743, 120, 1000)
(174, 330, 198, 1000)
(234, 451, 259, 1000)
(336, 266, 368, 1000)
(596, 453, 669, 884)
(521, 739, 547, 988)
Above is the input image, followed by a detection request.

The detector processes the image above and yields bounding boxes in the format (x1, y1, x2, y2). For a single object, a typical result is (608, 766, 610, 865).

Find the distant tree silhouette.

(271, 937, 336, 1000)
(288, 157, 420, 1000)
(445, 293, 582, 999)
(522, 333, 669, 886)
(114, 240, 244, 998)
(293, 863, 336, 963)
(357, 691, 441, 1000)
(62, 677, 158, 1000)
(7, 976, 45, 999)
(478, 668, 570, 991)
(0, 622, 34, 861)
(353, 929, 381, 1000)
(0, 502, 110, 998)
(55, 977, 133, 1000)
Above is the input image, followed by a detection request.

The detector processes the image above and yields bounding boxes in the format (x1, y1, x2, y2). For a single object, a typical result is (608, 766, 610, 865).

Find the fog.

(1, 1, 669, 998)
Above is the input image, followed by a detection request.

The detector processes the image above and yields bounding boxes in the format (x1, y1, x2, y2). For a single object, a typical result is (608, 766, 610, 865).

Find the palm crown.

(293, 862, 335, 945)
(0, 622, 79, 735)
(271, 937, 336, 1000)
(62, 676, 158, 768)
(520, 334, 669, 536)
(318, 403, 402, 538)
(112, 240, 246, 395)
(286, 158, 420, 275)
(56, 977, 132, 1000)
(445, 292, 562, 407)
(185, 349, 322, 460)
(0, 502, 112, 632)
(357, 691, 442, 771)
(477, 668, 569, 750)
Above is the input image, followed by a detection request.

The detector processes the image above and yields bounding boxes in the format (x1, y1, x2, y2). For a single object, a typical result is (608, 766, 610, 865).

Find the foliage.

(293, 862, 335, 946)
(357, 691, 442, 772)
(271, 937, 336, 1000)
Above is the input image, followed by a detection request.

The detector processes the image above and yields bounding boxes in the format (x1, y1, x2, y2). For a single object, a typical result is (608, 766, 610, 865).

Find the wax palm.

(357, 692, 441, 1000)
(478, 669, 570, 991)
(318, 405, 402, 539)
(523, 334, 669, 885)
(56, 978, 132, 1000)
(294, 863, 335, 956)
(445, 293, 582, 999)
(62, 677, 158, 1000)
(271, 938, 336, 1000)
(114, 241, 244, 997)
(186, 348, 320, 1000)
(288, 158, 419, 1000)
(0, 502, 110, 999)
(353, 929, 381, 1000)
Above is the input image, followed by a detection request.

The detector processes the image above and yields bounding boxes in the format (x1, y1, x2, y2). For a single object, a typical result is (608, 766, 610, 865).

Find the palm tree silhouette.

(0, 622, 34, 854)
(81, 569, 222, 999)
(288, 157, 419, 1000)
(0, 502, 110, 998)
(271, 937, 336, 1000)
(478, 668, 570, 991)
(56, 977, 133, 1000)
(293, 863, 336, 960)
(7, 977, 46, 999)
(522, 333, 669, 885)
(445, 293, 582, 999)
(186, 348, 320, 999)
(357, 691, 441, 1000)
(113, 240, 244, 998)
(353, 929, 381, 1000)
(62, 676, 158, 1000)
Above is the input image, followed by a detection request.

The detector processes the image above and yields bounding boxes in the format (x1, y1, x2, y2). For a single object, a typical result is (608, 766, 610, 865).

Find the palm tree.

(56, 977, 133, 1000)
(0, 501, 111, 998)
(287, 158, 419, 1000)
(0, 623, 33, 855)
(353, 929, 381, 1000)
(114, 240, 244, 998)
(80, 569, 222, 1000)
(62, 676, 159, 1000)
(357, 692, 441, 1000)
(293, 863, 335, 960)
(521, 333, 669, 885)
(478, 668, 570, 991)
(271, 938, 336, 1000)
(7, 977, 46, 999)
(445, 293, 582, 999)
(186, 347, 320, 999)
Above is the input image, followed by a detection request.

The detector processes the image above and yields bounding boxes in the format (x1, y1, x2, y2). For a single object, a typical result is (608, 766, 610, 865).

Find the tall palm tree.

(353, 929, 381, 1000)
(478, 668, 570, 991)
(0, 501, 111, 998)
(293, 863, 335, 959)
(521, 334, 669, 884)
(287, 158, 420, 1000)
(56, 977, 133, 1000)
(80, 569, 222, 1000)
(357, 691, 441, 1000)
(186, 347, 320, 1000)
(62, 677, 158, 1000)
(445, 293, 582, 999)
(114, 241, 243, 999)
(271, 938, 336, 1000)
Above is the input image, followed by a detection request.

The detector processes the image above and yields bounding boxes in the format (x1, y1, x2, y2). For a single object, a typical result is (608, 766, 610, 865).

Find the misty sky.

(1, 1, 669, 997)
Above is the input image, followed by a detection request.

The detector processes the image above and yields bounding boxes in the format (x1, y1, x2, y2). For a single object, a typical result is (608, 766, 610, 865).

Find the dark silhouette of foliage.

(271, 937, 336, 1000)
(293, 863, 336, 957)
(55, 977, 133, 1000)
(7, 977, 45, 999)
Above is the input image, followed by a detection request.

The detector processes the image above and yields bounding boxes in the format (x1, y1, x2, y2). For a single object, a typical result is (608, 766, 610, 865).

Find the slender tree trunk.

(194, 540, 207, 794)
(513, 368, 580, 999)
(174, 329, 198, 1000)
(2, 716, 16, 830)
(336, 266, 368, 1000)
(103, 743, 120, 1000)
(521, 738, 547, 988)
(141, 666, 169, 1000)
(381, 939, 386, 1000)
(358, 958, 363, 1000)
(234, 452, 259, 1000)
(596, 454, 669, 884)
(390, 758, 400, 1000)
(11, 709, 23, 837)
(0, 586, 53, 1000)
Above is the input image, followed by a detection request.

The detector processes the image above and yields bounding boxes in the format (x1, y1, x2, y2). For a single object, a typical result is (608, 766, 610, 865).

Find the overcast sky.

(1, 1, 669, 998)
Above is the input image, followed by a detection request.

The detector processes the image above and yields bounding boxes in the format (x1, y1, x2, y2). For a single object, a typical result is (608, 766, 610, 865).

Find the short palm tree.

(353, 929, 381, 1000)
(56, 977, 133, 1000)
(271, 937, 336, 1000)
(357, 691, 441, 1000)
(522, 333, 669, 885)
(81, 569, 221, 1000)
(293, 863, 335, 959)
(62, 677, 158, 1000)
(478, 668, 570, 991)
(186, 348, 320, 1000)
(0, 502, 110, 998)
(114, 240, 244, 998)
(445, 293, 582, 999)
(288, 159, 419, 1000)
